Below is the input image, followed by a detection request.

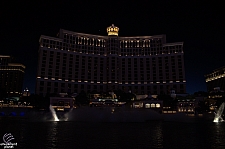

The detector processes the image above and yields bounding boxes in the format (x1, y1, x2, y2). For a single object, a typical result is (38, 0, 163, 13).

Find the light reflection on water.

(47, 122, 58, 148)
(0, 119, 225, 149)
(210, 122, 225, 149)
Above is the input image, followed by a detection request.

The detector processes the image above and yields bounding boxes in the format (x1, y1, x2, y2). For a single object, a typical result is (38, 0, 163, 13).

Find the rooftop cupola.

(106, 24, 119, 36)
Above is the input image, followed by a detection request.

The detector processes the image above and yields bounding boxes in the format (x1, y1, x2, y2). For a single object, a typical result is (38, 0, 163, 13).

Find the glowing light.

(213, 102, 225, 123)
(49, 105, 59, 121)
(156, 103, 160, 108)
(206, 74, 225, 82)
(107, 24, 119, 36)
(8, 63, 25, 68)
(0, 69, 24, 72)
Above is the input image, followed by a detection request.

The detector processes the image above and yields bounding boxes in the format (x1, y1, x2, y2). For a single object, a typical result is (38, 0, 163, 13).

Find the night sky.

(1, 1, 224, 94)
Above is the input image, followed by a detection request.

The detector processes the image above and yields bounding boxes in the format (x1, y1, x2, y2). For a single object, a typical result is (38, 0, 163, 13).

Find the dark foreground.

(0, 117, 225, 149)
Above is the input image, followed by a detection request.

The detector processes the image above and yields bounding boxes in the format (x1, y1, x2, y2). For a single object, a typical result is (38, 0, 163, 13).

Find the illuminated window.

(145, 103, 150, 108)
(156, 103, 160, 108)
(151, 103, 155, 108)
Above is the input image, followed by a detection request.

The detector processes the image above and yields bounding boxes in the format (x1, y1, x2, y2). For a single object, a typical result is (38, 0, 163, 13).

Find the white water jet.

(49, 105, 59, 121)
(63, 108, 73, 121)
(213, 102, 225, 123)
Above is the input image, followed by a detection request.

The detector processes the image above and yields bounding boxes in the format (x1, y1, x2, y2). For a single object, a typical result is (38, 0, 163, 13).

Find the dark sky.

(0, 1, 225, 94)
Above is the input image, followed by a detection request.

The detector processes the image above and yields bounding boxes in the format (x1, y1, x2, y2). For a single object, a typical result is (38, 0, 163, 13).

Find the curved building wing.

(36, 24, 186, 95)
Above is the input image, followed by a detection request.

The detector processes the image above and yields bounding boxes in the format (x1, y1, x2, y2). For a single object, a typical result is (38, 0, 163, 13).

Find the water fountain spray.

(49, 105, 59, 121)
(213, 102, 225, 123)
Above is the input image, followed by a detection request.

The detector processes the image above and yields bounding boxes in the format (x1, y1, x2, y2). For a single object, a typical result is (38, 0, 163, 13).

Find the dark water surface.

(0, 118, 225, 149)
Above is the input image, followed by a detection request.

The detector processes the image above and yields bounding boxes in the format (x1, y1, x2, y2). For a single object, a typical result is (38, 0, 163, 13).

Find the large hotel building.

(0, 55, 25, 97)
(205, 66, 225, 92)
(36, 24, 186, 95)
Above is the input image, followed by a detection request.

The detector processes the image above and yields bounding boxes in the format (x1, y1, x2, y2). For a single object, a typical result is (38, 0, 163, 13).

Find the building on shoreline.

(36, 24, 186, 95)
(0, 55, 25, 97)
(205, 66, 225, 92)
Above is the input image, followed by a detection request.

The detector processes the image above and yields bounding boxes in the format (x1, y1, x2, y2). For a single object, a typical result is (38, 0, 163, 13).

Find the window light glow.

(156, 103, 160, 108)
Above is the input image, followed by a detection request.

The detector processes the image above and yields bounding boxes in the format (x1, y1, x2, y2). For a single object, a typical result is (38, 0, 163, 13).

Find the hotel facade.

(0, 55, 25, 97)
(205, 66, 225, 92)
(36, 24, 186, 95)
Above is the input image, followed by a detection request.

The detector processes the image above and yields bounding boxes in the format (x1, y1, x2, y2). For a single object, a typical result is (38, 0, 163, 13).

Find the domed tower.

(106, 24, 120, 91)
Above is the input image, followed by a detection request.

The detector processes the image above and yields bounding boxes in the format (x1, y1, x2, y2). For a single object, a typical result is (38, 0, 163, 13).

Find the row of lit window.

(133, 103, 161, 108)
(40, 46, 183, 57)
(7, 91, 22, 94)
(42, 37, 179, 50)
(45, 64, 178, 69)
(205, 73, 225, 82)
(41, 43, 182, 53)
(42, 54, 182, 63)
(37, 77, 186, 84)
(0, 69, 25, 73)
(61, 34, 163, 46)
(178, 108, 194, 112)
(43, 56, 182, 64)
(40, 70, 182, 76)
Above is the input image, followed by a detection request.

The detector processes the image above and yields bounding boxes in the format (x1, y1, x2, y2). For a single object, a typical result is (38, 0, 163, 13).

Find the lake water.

(0, 117, 225, 149)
